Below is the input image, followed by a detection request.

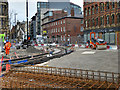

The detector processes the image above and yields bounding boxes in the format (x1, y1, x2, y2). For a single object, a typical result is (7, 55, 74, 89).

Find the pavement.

(38, 47, 119, 73)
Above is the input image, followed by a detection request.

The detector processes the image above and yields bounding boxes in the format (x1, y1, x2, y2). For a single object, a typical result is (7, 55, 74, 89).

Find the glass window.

(106, 2, 109, 10)
(61, 27, 62, 32)
(49, 11, 53, 16)
(112, 14, 114, 24)
(112, 2, 115, 8)
(100, 3, 102, 11)
(110, 33, 115, 44)
(84, 34, 87, 42)
(80, 26, 83, 31)
(96, 33, 98, 38)
(92, 6, 94, 14)
(61, 20, 62, 24)
(56, 28, 57, 32)
(63, 20, 65, 23)
(63, 27, 65, 32)
(100, 17, 102, 25)
(107, 15, 109, 24)
(81, 20, 83, 24)
(88, 7, 91, 15)
(118, 1, 120, 8)
(88, 34, 90, 41)
(88, 19, 90, 27)
(105, 33, 109, 43)
(56, 22, 57, 25)
(96, 18, 98, 26)
(85, 21, 87, 27)
(95, 5, 98, 13)
(103, 16, 104, 25)
(85, 9, 87, 16)
(117, 13, 120, 23)
(92, 19, 95, 27)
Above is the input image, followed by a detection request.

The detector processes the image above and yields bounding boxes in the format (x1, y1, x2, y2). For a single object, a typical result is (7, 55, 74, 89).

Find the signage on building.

(43, 31, 47, 34)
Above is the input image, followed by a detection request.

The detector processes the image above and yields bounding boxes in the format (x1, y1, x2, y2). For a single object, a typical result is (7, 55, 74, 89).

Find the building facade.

(37, 1, 82, 35)
(84, 1, 120, 45)
(42, 16, 83, 44)
(0, 1, 9, 36)
(30, 13, 37, 39)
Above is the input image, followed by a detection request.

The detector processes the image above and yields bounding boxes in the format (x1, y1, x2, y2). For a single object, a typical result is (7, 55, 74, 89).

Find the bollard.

(0, 56, 3, 76)
(6, 64, 11, 72)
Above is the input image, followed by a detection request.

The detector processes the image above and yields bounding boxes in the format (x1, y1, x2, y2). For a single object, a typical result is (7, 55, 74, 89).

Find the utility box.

(0, 38, 3, 52)
(0, 34, 5, 52)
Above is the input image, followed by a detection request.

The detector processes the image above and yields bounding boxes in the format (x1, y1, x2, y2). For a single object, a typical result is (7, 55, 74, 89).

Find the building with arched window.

(84, 1, 120, 45)
(0, 1, 9, 36)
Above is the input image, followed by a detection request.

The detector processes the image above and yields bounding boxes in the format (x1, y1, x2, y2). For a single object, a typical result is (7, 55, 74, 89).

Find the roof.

(42, 16, 83, 26)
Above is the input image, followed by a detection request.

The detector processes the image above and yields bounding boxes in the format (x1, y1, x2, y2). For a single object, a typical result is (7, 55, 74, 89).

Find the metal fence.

(11, 65, 120, 84)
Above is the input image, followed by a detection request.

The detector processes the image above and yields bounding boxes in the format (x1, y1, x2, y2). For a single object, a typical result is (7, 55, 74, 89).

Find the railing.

(11, 65, 120, 84)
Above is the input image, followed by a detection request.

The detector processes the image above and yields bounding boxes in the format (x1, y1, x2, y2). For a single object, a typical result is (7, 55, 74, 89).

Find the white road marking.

(81, 51, 96, 55)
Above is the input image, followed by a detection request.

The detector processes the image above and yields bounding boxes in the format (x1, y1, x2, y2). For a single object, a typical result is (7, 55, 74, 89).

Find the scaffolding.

(1, 65, 120, 89)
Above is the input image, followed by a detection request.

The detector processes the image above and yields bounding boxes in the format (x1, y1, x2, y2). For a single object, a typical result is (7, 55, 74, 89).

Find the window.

(107, 15, 109, 24)
(81, 20, 83, 24)
(85, 21, 87, 28)
(61, 27, 62, 32)
(92, 19, 95, 27)
(112, 14, 114, 24)
(112, 2, 115, 9)
(85, 9, 87, 16)
(56, 22, 57, 25)
(81, 26, 83, 31)
(100, 3, 104, 11)
(88, 19, 90, 27)
(100, 17, 102, 25)
(56, 28, 57, 32)
(96, 18, 98, 26)
(103, 16, 104, 25)
(92, 6, 94, 14)
(117, 13, 120, 23)
(63, 20, 65, 23)
(118, 1, 120, 8)
(61, 21, 62, 24)
(95, 5, 98, 13)
(63, 27, 65, 32)
(58, 28, 60, 32)
(110, 33, 115, 44)
(106, 2, 109, 10)
(88, 7, 91, 15)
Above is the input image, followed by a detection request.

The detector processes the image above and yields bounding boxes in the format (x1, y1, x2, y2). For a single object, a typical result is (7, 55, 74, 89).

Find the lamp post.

(26, 0, 29, 48)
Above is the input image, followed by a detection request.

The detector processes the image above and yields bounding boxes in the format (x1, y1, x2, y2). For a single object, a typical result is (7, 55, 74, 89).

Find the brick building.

(83, 1, 120, 45)
(42, 16, 83, 44)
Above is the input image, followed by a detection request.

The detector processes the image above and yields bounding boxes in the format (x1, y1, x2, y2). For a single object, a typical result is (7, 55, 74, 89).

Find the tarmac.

(38, 47, 119, 73)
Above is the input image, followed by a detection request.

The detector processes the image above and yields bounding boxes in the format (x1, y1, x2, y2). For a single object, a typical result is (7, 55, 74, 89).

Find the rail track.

(1, 46, 73, 71)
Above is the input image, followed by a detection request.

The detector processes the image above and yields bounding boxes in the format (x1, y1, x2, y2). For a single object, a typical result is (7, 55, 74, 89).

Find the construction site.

(0, 44, 120, 89)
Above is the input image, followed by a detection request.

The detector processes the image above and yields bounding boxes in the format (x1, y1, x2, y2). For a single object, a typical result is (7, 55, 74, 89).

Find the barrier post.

(0, 56, 3, 76)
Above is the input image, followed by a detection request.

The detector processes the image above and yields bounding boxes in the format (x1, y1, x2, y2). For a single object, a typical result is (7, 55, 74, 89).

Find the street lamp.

(26, 0, 29, 48)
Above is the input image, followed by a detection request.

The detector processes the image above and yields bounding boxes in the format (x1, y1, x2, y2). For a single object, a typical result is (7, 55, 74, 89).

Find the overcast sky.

(8, 0, 83, 22)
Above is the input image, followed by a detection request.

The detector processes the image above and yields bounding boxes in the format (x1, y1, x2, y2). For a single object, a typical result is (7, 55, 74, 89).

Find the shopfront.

(84, 27, 120, 45)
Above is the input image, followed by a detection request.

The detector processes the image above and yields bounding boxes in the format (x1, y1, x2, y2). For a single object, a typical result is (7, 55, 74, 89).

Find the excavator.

(86, 32, 107, 49)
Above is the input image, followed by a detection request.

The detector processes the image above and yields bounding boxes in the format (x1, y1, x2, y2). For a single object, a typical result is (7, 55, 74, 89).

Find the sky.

(8, 0, 83, 23)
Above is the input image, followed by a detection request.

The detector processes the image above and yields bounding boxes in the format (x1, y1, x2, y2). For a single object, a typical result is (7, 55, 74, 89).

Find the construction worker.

(4, 40, 11, 55)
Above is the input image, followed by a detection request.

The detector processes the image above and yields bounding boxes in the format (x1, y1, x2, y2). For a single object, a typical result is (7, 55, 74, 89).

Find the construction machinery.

(86, 32, 107, 49)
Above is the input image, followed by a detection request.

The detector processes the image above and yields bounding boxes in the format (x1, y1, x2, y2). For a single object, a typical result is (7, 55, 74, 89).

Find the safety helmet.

(6, 40, 9, 42)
